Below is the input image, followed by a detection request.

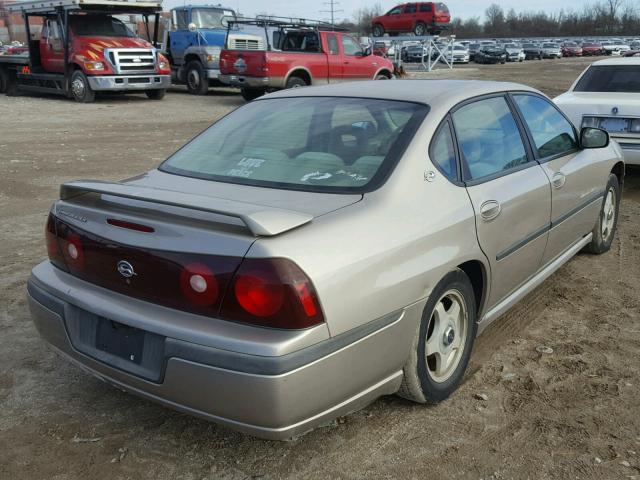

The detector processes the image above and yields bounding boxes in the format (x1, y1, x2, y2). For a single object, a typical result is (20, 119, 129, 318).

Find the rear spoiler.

(60, 180, 313, 237)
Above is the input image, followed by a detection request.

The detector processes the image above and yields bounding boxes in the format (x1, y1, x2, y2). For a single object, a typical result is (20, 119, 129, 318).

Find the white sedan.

(555, 57, 640, 165)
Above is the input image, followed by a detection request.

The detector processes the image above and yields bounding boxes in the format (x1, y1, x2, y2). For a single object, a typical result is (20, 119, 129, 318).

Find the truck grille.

(106, 48, 157, 74)
(229, 38, 263, 50)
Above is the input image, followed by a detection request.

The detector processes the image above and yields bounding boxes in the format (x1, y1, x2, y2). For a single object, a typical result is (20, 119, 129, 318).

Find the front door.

(402, 4, 419, 31)
(340, 35, 376, 80)
(384, 6, 404, 31)
(324, 33, 343, 81)
(511, 93, 605, 265)
(451, 95, 552, 306)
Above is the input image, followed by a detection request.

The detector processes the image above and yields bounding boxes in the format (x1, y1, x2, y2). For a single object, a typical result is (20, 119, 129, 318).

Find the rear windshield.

(436, 3, 449, 13)
(575, 65, 640, 92)
(160, 97, 428, 193)
(70, 15, 134, 37)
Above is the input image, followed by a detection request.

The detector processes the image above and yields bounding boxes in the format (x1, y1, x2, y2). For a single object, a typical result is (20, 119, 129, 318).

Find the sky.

(164, 0, 590, 22)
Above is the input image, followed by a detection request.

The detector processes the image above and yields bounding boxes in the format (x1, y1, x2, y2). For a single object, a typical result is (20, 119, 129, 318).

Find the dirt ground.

(1, 56, 639, 480)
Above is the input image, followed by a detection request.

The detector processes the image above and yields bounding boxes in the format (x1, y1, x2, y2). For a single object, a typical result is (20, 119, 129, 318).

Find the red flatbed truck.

(0, 0, 171, 102)
(219, 18, 396, 101)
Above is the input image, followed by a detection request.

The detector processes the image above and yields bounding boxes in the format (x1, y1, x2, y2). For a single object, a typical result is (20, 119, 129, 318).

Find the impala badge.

(117, 260, 136, 279)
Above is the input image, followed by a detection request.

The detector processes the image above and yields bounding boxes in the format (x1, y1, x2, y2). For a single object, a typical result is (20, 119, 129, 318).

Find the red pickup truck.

(219, 19, 395, 101)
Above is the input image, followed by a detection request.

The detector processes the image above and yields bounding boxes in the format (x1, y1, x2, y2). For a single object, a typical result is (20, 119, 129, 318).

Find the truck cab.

(164, 5, 236, 95)
(0, 0, 171, 103)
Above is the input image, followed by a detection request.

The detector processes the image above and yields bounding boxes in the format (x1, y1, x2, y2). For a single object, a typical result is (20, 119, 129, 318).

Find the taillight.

(45, 213, 66, 269)
(221, 258, 324, 329)
(180, 262, 219, 306)
(61, 231, 85, 270)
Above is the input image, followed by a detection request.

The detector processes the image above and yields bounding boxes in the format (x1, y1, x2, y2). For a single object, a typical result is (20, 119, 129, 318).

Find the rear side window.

(326, 34, 339, 55)
(513, 95, 577, 159)
(420, 4, 432, 12)
(575, 65, 640, 92)
(452, 96, 528, 181)
(161, 97, 429, 193)
(404, 4, 417, 13)
(430, 121, 457, 181)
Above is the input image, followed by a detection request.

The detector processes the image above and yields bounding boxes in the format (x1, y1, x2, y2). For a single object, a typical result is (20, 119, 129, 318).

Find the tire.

(285, 76, 307, 89)
(583, 173, 621, 254)
(145, 89, 166, 100)
(0, 68, 6, 94)
(240, 88, 265, 101)
(70, 70, 95, 103)
(375, 73, 390, 80)
(185, 61, 209, 95)
(372, 24, 384, 37)
(413, 22, 426, 36)
(398, 269, 477, 404)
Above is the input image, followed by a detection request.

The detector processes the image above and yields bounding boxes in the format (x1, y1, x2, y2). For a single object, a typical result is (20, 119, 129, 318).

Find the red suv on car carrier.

(371, 2, 451, 37)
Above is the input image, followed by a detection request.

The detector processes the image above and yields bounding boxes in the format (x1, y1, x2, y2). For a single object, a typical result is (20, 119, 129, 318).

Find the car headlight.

(207, 54, 219, 63)
(630, 119, 640, 133)
(582, 116, 600, 128)
(84, 61, 104, 71)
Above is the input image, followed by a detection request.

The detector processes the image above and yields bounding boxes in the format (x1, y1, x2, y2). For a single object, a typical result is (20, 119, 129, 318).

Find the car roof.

(592, 57, 640, 66)
(264, 80, 540, 110)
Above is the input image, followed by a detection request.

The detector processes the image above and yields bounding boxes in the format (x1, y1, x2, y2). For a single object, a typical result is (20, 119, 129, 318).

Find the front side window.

(387, 7, 402, 15)
(430, 121, 457, 181)
(452, 96, 528, 181)
(342, 35, 362, 56)
(513, 95, 577, 159)
(574, 65, 640, 93)
(161, 97, 428, 193)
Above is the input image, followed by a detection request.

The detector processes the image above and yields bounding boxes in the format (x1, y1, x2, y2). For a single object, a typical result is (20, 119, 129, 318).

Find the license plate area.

(96, 319, 144, 364)
(63, 305, 166, 382)
(601, 118, 629, 133)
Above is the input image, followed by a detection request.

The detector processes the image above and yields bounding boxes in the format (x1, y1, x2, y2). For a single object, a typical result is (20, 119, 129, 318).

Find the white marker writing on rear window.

(301, 172, 332, 182)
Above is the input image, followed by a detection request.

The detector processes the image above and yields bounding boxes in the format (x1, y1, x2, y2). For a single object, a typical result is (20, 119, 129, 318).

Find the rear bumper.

(219, 74, 276, 89)
(27, 261, 417, 439)
(87, 75, 170, 91)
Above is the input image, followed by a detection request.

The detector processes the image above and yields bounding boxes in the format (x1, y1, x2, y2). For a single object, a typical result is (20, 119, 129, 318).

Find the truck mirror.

(188, 22, 197, 32)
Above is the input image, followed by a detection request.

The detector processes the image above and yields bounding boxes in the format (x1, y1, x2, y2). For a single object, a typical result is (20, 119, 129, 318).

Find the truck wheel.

(285, 76, 307, 89)
(145, 89, 166, 100)
(372, 24, 384, 37)
(186, 61, 209, 95)
(375, 73, 390, 80)
(241, 88, 266, 101)
(413, 22, 426, 36)
(70, 70, 95, 103)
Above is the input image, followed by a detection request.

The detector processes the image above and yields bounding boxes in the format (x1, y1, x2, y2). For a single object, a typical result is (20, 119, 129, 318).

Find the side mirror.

(188, 22, 197, 32)
(364, 46, 372, 56)
(580, 127, 609, 149)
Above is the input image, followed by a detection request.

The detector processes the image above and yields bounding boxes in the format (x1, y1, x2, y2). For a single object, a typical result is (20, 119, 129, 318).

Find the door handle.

(552, 172, 566, 189)
(480, 200, 501, 221)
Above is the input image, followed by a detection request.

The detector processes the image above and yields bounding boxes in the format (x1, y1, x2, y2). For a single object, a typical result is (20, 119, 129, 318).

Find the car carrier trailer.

(0, 0, 171, 102)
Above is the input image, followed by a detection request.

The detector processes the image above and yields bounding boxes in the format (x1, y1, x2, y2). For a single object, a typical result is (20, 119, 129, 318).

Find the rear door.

(402, 4, 419, 31)
(511, 93, 605, 265)
(323, 33, 343, 80)
(40, 18, 65, 73)
(452, 94, 552, 306)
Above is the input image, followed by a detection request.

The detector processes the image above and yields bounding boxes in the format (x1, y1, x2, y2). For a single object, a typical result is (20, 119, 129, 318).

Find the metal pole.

(153, 13, 159, 47)
(63, 9, 69, 95)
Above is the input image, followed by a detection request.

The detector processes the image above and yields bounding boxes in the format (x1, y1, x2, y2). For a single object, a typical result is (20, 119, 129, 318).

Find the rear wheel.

(285, 76, 307, 89)
(185, 61, 209, 95)
(0, 68, 7, 93)
(375, 73, 390, 80)
(584, 173, 620, 254)
(70, 70, 95, 103)
(414, 22, 426, 36)
(241, 88, 266, 101)
(398, 269, 477, 404)
(145, 89, 166, 100)
(372, 24, 384, 37)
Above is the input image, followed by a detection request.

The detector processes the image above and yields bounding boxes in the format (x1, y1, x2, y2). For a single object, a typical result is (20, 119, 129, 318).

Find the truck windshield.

(70, 15, 135, 37)
(160, 97, 428, 193)
(191, 8, 235, 29)
(575, 65, 640, 92)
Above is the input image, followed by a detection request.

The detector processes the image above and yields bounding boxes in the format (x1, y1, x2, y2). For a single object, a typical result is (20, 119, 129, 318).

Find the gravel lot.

(1, 57, 639, 480)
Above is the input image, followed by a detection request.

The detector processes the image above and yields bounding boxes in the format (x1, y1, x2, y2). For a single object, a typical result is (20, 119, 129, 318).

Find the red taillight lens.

(45, 213, 66, 269)
(61, 232, 85, 269)
(107, 218, 155, 233)
(180, 262, 219, 306)
(221, 258, 324, 329)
